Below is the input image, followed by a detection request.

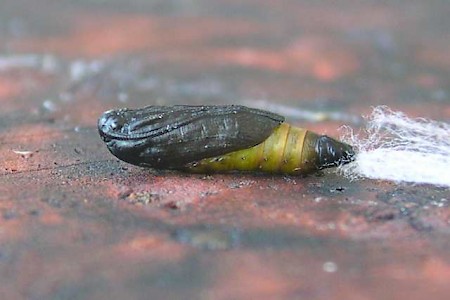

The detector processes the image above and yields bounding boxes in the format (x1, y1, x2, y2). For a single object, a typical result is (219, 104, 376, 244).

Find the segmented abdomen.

(186, 123, 320, 175)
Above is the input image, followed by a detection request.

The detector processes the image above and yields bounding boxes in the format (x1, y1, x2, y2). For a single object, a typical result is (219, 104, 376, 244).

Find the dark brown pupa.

(98, 105, 354, 175)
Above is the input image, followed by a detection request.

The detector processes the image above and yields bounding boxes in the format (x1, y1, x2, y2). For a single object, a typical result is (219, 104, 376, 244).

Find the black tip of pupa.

(315, 136, 355, 169)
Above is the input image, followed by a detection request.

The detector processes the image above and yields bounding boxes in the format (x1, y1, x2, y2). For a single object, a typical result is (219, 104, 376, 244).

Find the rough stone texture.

(0, 1, 449, 299)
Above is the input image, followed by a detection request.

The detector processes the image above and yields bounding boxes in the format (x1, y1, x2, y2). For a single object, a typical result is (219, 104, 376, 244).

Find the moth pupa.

(98, 105, 355, 175)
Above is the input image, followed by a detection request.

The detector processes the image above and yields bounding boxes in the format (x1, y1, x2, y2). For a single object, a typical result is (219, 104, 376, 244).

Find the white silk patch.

(339, 106, 450, 187)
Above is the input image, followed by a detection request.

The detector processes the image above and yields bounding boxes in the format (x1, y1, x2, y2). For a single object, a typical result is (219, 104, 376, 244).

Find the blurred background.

(2, 0, 449, 121)
(1, 1, 449, 299)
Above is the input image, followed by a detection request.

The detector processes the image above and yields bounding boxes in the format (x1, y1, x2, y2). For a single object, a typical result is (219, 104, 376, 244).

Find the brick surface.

(1, 1, 449, 299)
